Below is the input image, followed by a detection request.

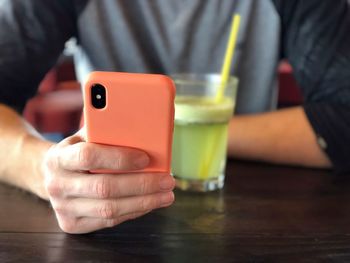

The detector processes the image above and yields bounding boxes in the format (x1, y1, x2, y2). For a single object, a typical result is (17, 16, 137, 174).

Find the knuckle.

(43, 148, 59, 171)
(140, 196, 154, 211)
(59, 218, 78, 234)
(53, 205, 64, 216)
(105, 218, 119, 228)
(128, 212, 142, 220)
(72, 179, 83, 196)
(77, 144, 94, 168)
(51, 201, 66, 215)
(93, 177, 111, 199)
(45, 177, 63, 197)
(139, 175, 148, 195)
(98, 202, 115, 219)
(114, 154, 123, 169)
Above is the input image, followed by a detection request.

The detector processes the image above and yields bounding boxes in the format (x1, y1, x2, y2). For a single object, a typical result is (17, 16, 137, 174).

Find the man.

(0, 0, 349, 233)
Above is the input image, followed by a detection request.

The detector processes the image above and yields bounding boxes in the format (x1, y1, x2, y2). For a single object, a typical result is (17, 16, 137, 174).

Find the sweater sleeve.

(272, 0, 350, 174)
(0, 0, 87, 112)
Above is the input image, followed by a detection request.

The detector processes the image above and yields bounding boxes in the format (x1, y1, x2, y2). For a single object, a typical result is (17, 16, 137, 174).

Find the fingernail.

(133, 153, 149, 169)
(159, 175, 175, 190)
(161, 192, 175, 206)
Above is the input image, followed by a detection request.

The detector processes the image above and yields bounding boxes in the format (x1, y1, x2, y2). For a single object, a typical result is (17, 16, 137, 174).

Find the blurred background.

(23, 41, 302, 141)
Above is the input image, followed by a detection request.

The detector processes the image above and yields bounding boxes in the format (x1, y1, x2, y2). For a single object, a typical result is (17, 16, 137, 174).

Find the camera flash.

(96, 94, 102, 100)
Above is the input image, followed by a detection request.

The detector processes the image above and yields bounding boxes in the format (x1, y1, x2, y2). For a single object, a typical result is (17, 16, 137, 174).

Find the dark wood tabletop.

(1, 160, 350, 262)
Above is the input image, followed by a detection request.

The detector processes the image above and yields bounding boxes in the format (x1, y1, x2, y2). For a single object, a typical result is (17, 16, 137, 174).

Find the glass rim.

(171, 73, 238, 87)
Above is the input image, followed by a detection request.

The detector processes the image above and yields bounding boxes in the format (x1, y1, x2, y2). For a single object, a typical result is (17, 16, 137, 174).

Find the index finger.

(59, 142, 150, 172)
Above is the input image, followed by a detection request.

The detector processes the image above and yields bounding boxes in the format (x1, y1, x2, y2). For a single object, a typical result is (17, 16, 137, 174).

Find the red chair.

(277, 60, 303, 107)
(23, 61, 83, 136)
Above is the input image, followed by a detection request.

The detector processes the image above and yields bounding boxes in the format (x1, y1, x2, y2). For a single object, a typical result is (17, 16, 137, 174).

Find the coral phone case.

(83, 71, 175, 173)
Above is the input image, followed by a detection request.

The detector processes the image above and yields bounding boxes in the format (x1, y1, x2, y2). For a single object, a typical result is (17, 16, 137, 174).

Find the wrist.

(22, 133, 54, 200)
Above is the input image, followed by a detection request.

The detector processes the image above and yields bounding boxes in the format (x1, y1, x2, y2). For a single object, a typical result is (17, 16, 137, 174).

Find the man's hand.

(42, 129, 175, 234)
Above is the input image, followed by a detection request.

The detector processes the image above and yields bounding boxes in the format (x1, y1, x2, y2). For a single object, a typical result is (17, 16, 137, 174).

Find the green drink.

(171, 74, 237, 192)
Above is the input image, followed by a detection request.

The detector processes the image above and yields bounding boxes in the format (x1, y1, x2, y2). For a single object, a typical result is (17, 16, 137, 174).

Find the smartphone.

(83, 71, 175, 173)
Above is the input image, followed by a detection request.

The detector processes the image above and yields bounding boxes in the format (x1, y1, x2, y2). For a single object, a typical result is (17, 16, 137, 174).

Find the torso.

(75, 0, 281, 113)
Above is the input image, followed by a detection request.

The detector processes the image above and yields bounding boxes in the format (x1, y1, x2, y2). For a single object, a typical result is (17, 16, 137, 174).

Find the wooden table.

(1, 160, 350, 262)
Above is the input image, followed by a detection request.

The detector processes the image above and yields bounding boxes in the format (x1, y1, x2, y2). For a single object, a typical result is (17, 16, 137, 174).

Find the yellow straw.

(199, 14, 241, 180)
(215, 14, 241, 103)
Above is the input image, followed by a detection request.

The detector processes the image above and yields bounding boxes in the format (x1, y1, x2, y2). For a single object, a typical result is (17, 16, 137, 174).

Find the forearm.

(0, 104, 53, 199)
(228, 106, 332, 168)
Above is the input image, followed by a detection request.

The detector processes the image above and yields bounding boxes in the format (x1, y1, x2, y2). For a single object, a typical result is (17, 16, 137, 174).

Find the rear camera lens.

(91, 84, 106, 109)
